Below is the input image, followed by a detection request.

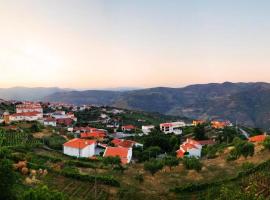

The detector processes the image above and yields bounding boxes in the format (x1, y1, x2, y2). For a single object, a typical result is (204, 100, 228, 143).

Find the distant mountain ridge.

(0, 87, 70, 101)
(1, 83, 270, 129)
(44, 82, 270, 129)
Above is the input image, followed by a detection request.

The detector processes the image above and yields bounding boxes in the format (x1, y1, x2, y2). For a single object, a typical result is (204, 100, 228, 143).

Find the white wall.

(63, 144, 96, 158)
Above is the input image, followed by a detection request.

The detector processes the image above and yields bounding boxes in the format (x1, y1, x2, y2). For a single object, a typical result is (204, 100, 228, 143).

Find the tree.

(22, 185, 65, 200)
(0, 159, 16, 200)
(144, 159, 164, 175)
(263, 136, 270, 150)
(164, 156, 179, 170)
(194, 124, 206, 140)
(241, 142, 254, 158)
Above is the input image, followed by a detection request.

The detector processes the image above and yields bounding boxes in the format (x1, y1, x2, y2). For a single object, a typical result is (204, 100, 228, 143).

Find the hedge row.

(60, 170, 120, 187)
(65, 160, 97, 169)
(27, 161, 119, 187)
(172, 159, 270, 193)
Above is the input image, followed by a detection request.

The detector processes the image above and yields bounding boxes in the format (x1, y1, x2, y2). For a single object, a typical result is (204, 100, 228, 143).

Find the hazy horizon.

(1, 0, 270, 88)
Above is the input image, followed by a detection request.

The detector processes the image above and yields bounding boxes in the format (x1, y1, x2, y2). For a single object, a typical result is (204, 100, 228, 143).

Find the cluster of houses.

(1, 102, 77, 127)
(63, 129, 143, 164)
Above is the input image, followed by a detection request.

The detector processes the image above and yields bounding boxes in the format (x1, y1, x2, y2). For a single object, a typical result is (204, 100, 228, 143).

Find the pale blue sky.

(0, 0, 270, 88)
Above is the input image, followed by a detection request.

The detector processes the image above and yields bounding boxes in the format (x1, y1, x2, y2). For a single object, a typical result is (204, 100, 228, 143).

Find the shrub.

(164, 156, 179, 170)
(182, 157, 202, 171)
(263, 136, 270, 150)
(144, 159, 164, 175)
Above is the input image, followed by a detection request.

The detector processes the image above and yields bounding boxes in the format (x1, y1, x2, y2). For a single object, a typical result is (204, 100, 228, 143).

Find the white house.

(103, 147, 132, 164)
(142, 125, 155, 135)
(16, 102, 43, 114)
(176, 139, 202, 158)
(9, 112, 43, 122)
(63, 138, 96, 158)
(160, 121, 185, 135)
(43, 117, 57, 127)
(176, 138, 215, 158)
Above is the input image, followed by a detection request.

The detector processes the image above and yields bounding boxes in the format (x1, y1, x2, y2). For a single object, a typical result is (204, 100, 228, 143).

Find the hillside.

(44, 82, 270, 129)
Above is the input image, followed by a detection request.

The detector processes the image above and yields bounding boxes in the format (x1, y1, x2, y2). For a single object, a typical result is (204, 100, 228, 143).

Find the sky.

(0, 0, 270, 89)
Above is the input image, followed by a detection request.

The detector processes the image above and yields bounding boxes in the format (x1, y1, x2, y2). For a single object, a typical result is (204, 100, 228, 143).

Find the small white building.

(63, 138, 96, 158)
(16, 102, 43, 114)
(43, 118, 57, 127)
(176, 138, 202, 158)
(142, 125, 155, 135)
(9, 112, 43, 122)
(160, 121, 185, 135)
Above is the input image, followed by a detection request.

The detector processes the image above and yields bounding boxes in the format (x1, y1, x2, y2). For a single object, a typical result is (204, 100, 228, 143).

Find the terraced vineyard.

(0, 131, 41, 147)
(45, 173, 109, 200)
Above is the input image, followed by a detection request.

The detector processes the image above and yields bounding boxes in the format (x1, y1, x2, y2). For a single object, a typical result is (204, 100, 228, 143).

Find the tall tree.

(0, 159, 16, 200)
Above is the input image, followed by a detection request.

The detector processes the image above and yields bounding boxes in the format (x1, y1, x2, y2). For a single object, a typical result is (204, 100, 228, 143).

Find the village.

(1, 100, 270, 200)
(0, 101, 245, 163)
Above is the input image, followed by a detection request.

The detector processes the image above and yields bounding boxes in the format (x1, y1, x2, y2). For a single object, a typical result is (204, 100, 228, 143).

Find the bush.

(263, 136, 270, 150)
(241, 162, 255, 171)
(60, 170, 120, 187)
(164, 156, 179, 170)
(144, 159, 164, 175)
(22, 185, 65, 200)
(182, 157, 202, 171)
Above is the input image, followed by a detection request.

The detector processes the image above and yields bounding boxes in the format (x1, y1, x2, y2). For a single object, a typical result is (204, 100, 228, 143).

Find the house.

(16, 102, 43, 114)
(43, 117, 57, 127)
(56, 118, 74, 126)
(142, 125, 155, 135)
(211, 120, 231, 129)
(111, 138, 143, 148)
(249, 134, 267, 143)
(50, 111, 77, 122)
(192, 120, 206, 126)
(160, 121, 185, 135)
(81, 130, 106, 139)
(63, 138, 96, 158)
(9, 112, 43, 122)
(103, 147, 132, 164)
(74, 126, 97, 133)
(122, 125, 136, 132)
(176, 138, 215, 158)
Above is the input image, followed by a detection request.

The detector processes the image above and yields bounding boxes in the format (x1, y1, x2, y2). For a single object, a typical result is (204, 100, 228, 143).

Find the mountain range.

(1, 82, 270, 129)
(0, 87, 68, 101)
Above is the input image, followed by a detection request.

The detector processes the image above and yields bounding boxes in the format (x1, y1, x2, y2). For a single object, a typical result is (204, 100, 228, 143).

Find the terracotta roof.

(122, 125, 136, 130)
(111, 138, 122, 146)
(11, 112, 41, 117)
(103, 147, 130, 164)
(44, 117, 56, 122)
(197, 140, 216, 145)
(181, 143, 198, 151)
(81, 131, 106, 139)
(111, 139, 137, 148)
(249, 135, 267, 143)
(176, 149, 185, 158)
(160, 123, 173, 127)
(63, 138, 96, 149)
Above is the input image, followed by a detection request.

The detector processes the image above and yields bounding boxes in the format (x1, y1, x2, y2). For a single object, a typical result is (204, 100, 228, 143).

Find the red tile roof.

(103, 147, 130, 164)
(122, 125, 136, 130)
(181, 143, 198, 151)
(176, 149, 185, 158)
(63, 138, 96, 149)
(197, 140, 216, 145)
(81, 131, 106, 139)
(111, 139, 136, 148)
(249, 135, 267, 143)
(11, 112, 41, 117)
(160, 123, 173, 127)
